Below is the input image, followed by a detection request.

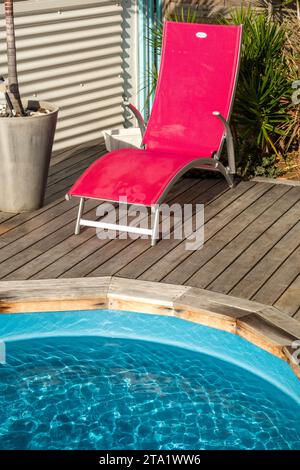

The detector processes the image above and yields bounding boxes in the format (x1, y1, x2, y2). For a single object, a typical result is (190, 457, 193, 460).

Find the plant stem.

(4, 0, 25, 116)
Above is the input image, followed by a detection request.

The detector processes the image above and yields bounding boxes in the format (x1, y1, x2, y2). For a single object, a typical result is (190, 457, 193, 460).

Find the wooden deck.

(1, 140, 300, 321)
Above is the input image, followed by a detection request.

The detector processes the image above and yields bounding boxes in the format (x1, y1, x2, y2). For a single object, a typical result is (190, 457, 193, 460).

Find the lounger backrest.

(143, 22, 242, 157)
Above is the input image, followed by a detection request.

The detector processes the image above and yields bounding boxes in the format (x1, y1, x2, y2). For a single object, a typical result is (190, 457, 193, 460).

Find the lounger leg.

(216, 162, 234, 188)
(151, 206, 160, 247)
(226, 172, 234, 188)
(75, 198, 85, 235)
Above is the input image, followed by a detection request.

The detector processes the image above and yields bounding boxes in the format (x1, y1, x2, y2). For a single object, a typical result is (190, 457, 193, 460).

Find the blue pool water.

(0, 310, 299, 450)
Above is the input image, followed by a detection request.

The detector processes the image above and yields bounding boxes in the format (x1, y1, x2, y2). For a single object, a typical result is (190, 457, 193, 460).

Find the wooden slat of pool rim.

(0, 276, 299, 380)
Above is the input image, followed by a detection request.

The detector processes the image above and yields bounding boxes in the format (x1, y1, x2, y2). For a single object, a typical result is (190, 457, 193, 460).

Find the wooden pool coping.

(0, 276, 299, 380)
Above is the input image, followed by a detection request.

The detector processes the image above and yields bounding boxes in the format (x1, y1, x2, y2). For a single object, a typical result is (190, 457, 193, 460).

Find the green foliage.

(219, 8, 293, 176)
(148, 6, 297, 178)
(238, 145, 284, 178)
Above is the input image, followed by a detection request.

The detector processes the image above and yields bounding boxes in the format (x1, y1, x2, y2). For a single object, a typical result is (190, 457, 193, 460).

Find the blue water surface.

(0, 309, 299, 450)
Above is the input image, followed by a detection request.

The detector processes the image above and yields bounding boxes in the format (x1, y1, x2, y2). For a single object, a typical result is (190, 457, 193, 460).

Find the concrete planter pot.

(103, 127, 142, 151)
(0, 101, 58, 213)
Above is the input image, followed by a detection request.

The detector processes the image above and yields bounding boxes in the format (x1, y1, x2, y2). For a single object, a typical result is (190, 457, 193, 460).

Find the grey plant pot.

(0, 100, 58, 213)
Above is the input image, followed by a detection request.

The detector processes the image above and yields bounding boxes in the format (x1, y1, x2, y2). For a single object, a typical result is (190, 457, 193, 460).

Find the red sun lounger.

(66, 21, 242, 245)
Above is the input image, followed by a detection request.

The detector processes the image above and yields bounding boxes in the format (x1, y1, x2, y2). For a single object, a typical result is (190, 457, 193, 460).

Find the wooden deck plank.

(165, 183, 291, 286)
(49, 142, 106, 174)
(116, 180, 230, 280)
(274, 274, 300, 317)
(58, 180, 224, 280)
(44, 150, 105, 204)
(13, 177, 200, 280)
(49, 144, 97, 173)
(44, 169, 92, 204)
(138, 182, 270, 283)
(228, 221, 300, 300)
(48, 146, 102, 183)
(0, 199, 64, 240)
(0, 140, 299, 322)
(85, 180, 221, 278)
(57, 178, 213, 280)
(207, 197, 300, 297)
(3, 202, 105, 281)
(253, 244, 300, 306)
(0, 199, 77, 248)
(0, 147, 105, 241)
(49, 138, 103, 167)
(184, 186, 300, 289)
(46, 153, 100, 190)
(33, 179, 202, 279)
(0, 199, 99, 278)
(0, 213, 19, 227)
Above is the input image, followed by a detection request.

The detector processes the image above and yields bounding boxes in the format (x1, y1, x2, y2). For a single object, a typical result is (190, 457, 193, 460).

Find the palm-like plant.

(218, 8, 292, 175)
(4, 0, 24, 115)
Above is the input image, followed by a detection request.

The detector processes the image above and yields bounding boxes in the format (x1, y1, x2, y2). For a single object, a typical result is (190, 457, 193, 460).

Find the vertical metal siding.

(0, 0, 125, 151)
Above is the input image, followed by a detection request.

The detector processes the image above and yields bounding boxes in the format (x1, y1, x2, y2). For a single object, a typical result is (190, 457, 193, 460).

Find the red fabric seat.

(69, 148, 215, 206)
(68, 22, 242, 207)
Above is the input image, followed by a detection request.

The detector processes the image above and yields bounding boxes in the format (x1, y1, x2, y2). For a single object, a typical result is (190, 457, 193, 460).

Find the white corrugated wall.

(0, 0, 129, 151)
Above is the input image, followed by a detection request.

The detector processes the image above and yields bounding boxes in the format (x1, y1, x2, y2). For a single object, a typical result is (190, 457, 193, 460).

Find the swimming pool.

(0, 309, 299, 450)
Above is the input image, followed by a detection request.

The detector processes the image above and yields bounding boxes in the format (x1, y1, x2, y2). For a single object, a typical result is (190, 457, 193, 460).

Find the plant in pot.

(0, 0, 58, 213)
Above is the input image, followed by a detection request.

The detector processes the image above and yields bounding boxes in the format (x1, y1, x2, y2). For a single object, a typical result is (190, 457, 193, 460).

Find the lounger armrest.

(212, 111, 235, 174)
(125, 102, 146, 137)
